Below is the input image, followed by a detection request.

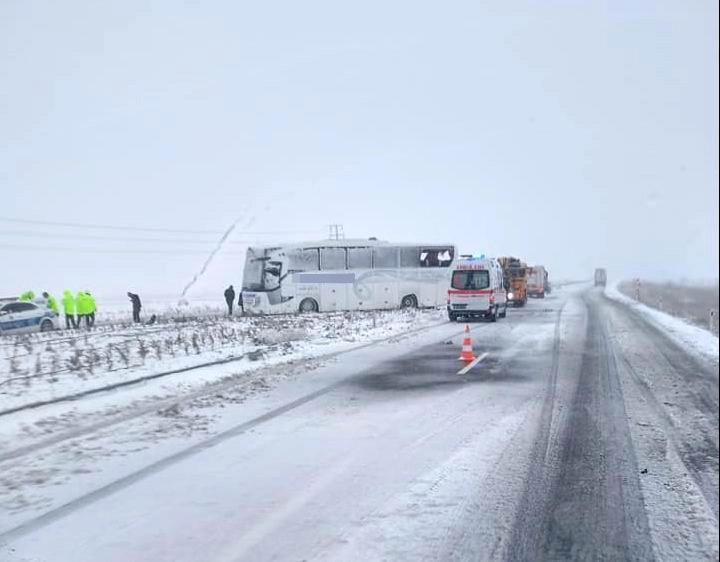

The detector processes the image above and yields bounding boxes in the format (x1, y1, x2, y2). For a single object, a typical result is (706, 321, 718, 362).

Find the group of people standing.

(17, 286, 238, 329)
(67, 290, 98, 328)
(224, 285, 244, 316)
(20, 289, 97, 328)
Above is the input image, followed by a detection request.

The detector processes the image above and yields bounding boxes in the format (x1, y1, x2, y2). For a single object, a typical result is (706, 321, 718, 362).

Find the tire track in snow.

(506, 301, 569, 559)
(603, 296, 719, 519)
(538, 294, 653, 560)
(506, 289, 656, 560)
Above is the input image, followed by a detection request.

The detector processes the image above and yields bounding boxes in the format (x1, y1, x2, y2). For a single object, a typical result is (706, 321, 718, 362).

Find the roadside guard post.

(459, 325, 476, 362)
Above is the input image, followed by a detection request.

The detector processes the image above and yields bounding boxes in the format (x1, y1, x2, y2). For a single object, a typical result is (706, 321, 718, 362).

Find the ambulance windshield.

(451, 270, 490, 290)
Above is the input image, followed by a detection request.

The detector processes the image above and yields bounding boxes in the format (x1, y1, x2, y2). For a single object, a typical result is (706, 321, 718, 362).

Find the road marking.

(457, 352, 489, 375)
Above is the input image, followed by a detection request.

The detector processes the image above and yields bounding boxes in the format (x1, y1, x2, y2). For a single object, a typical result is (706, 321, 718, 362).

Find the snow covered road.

(1, 285, 718, 561)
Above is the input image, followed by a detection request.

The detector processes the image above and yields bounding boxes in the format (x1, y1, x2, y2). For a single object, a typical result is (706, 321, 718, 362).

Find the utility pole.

(328, 224, 345, 240)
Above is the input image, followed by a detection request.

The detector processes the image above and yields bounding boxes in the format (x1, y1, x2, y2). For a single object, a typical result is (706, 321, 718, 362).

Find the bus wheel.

(400, 294, 417, 309)
(299, 298, 318, 313)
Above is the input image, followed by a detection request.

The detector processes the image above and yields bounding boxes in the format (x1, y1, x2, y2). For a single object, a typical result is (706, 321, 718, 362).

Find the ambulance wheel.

(400, 294, 418, 309)
(539, 292, 545, 299)
(299, 298, 318, 313)
(448, 312, 457, 322)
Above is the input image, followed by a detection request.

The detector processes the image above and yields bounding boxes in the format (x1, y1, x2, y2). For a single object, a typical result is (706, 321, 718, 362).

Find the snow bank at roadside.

(0, 308, 446, 413)
(605, 282, 718, 364)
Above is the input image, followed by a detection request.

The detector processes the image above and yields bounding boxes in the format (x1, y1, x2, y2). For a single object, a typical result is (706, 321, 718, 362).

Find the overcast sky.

(1, 0, 718, 300)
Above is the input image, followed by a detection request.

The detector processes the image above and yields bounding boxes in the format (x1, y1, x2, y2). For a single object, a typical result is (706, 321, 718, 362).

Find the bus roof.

(251, 239, 456, 250)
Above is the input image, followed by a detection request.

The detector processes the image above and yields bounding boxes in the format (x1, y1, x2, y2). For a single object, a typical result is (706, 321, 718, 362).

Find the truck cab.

(594, 268, 607, 287)
(527, 265, 547, 298)
(447, 257, 508, 322)
(498, 257, 529, 307)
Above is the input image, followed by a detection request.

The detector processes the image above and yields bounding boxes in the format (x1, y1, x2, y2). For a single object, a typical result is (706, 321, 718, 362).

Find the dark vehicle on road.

(594, 268, 607, 287)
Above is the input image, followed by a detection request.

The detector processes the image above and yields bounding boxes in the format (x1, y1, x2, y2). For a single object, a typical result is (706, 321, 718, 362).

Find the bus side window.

(320, 247, 347, 270)
(421, 247, 454, 267)
(438, 248, 454, 267)
(347, 247, 372, 269)
(288, 248, 319, 271)
(373, 247, 399, 268)
(400, 247, 420, 268)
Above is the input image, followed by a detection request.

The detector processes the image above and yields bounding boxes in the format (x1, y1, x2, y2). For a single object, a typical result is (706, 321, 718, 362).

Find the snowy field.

(0, 306, 449, 526)
(0, 307, 447, 411)
(606, 282, 719, 365)
(616, 279, 719, 334)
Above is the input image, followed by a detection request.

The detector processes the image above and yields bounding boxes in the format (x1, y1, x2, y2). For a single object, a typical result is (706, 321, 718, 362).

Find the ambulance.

(447, 256, 508, 322)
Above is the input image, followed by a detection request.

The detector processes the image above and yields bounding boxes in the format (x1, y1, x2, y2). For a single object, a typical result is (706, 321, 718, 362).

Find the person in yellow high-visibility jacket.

(19, 290, 35, 302)
(43, 292, 59, 315)
(61, 290, 77, 329)
(76, 291, 91, 329)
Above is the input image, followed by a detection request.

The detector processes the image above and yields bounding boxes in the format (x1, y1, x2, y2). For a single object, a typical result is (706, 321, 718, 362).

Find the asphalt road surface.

(2, 285, 718, 561)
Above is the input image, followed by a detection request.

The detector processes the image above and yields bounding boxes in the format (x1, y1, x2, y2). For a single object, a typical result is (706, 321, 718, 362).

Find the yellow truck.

(498, 257, 529, 307)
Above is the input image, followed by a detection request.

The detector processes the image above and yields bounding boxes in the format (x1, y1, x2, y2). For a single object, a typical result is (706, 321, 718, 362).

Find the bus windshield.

(452, 270, 490, 290)
(242, 247, 266, 291)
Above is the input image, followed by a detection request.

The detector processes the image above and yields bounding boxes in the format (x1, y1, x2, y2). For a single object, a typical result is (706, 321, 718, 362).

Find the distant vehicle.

(498, 256, 529, 307)
(240, 239, 457, 314)
(594, 268, 607, 287)
(0, 300, 59, 335)
(447, 256, 508, 322)
(527, 266, 548, 298)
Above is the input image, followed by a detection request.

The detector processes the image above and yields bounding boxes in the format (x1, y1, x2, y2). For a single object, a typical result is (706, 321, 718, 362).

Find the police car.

(0, 299, 59, 335)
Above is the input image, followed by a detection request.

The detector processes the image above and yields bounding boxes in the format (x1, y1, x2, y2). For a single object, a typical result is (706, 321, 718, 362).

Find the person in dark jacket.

(128, 292, 142, 323)
(224, 285, 235, 316)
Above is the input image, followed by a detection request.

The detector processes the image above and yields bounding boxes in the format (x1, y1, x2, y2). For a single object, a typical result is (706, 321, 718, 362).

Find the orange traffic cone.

(458, 324, 475, 362)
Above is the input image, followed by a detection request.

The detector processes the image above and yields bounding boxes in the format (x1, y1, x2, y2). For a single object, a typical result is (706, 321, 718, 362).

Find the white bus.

(240, 239, 456, 314)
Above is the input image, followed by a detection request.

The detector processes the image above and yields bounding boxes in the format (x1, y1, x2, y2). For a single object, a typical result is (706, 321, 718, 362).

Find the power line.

(0, 230, 303, 245)
(328, 224, 345, 240)
(0, 230, 325, 248)
(0, 217, 323, 237)
(0, 230, 220, 245)
(0, 217, 224, 235)
(0, 243, 246, 255)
